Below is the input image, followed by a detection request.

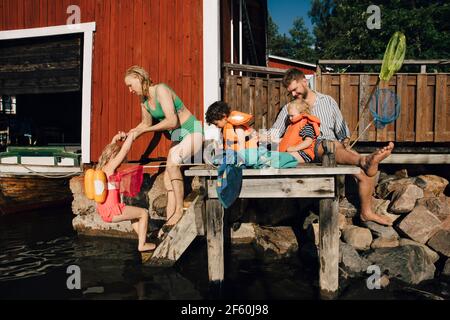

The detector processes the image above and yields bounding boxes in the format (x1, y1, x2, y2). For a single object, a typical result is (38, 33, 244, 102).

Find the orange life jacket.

(278, 113, 321, 160)
(223, 111, 258, 151)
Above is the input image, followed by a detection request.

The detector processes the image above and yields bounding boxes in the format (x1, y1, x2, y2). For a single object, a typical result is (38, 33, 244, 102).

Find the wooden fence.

(223, 63, 450, 144)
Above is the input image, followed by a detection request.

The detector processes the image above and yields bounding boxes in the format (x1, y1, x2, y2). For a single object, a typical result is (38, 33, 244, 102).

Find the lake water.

(0, 206, 449, 301)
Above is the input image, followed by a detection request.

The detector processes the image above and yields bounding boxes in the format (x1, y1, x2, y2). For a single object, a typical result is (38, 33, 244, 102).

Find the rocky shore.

(70, 168, 450, 287)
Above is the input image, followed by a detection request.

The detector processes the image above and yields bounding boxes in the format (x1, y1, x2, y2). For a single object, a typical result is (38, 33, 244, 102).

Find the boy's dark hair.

(206, 101, 231, 125)
(282, 68, 306, 88)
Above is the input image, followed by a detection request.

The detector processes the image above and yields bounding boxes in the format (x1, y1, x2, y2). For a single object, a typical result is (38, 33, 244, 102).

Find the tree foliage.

(308, 0, 449, 71)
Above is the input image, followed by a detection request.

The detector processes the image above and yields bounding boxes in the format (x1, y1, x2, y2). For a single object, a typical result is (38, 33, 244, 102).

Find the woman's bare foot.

(360, 212, 393, 226)
(360, 142, 394, 177)
(138, 243, 156, 252)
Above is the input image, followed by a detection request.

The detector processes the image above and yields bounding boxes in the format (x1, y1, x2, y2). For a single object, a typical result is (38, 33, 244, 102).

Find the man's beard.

(302, 87, 308, 99)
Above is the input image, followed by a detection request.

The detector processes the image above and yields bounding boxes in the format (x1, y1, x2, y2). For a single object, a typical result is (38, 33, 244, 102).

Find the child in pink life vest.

(96, 131, 155, 252)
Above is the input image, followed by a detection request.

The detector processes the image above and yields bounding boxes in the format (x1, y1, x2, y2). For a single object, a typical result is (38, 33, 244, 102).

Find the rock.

(72, 213, 135, 239)
(365, 245, 436, 285)
(380, 275, 390, 288)
(307, 222, 320, 247)
(416, 196, 450, 222)
(398, 205, 442, 244)
(417, 175, 449, 197)
(147, 173, 168, 219)
(362, 220, 399, 240)
(442, 259, 450, 277)
(371, 238, 399, 249)
(302, 211, 319, 230)
(338, 213, 348, 231)
(339, 197, 358, 218)
(231, 223, 256, 244)
(339, 241, 371, 276)
(389, 184, 424, 214)
(70, 176, 96, 216)
(399, 239, 440, 264)
(395, 169, 408, 179)
(376, 177, 417, 199)
(427, 229, 450, 257)
(342, 226, 372, 251)
(371, 197, 391, 216)
(253, 226, 299, 259)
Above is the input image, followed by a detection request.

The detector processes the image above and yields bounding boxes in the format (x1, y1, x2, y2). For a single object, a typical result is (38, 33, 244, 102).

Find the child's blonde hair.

(288, 99, 311, 115)
(96, 142, 121, 170)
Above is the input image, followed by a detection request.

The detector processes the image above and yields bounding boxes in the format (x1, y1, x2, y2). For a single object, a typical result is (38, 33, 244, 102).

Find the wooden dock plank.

(206, 177, 335, 198)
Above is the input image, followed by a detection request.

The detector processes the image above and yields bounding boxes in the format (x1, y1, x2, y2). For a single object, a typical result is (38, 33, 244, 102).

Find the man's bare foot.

(360, 212, 393, 226)
(139, 243, 156, 252)
(360, 142, 394, 177)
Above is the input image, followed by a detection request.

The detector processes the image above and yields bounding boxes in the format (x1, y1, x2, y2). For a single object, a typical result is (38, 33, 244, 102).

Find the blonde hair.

(96, 142, 121, 170)
(124, 65, 153, 100)
(288, 99, 311, 115)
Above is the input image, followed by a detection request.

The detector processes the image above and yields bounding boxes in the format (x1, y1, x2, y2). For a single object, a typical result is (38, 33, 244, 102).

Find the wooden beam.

(185, 165, 361, 177)
(146, 193, 202, 266)
(360, 153, 450, 164)
(318, 59, 449, 65)
(206, 177, 335, 198)
(206, 198, 225, 283)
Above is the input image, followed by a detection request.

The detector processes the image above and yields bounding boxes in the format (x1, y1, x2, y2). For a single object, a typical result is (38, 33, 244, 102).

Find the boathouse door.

(0, 23, 95, 163)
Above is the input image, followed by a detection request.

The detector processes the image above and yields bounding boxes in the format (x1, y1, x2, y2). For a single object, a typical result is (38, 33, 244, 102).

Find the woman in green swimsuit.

(124, 65, 203, 230)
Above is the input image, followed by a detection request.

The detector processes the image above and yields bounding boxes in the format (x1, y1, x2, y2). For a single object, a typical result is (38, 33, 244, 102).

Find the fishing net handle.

(350, 119, 375, 149)
(349, 77, 381, 148)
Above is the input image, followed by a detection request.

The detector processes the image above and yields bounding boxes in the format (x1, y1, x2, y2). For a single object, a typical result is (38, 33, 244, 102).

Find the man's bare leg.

(328, 141, 394, 177)
(355, 172, 392, 226)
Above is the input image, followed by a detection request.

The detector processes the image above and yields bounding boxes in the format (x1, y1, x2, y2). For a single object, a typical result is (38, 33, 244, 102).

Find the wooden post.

(319, 139, 339, 299)
(319, 196, 340, 299)
(206, 198, 225, 283)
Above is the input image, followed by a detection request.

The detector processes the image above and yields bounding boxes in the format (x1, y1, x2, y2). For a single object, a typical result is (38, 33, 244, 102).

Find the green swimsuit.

(144, 83, 203, 141)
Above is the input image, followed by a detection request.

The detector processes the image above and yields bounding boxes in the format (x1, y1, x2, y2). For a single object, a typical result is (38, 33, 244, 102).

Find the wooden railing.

(316, 73, 450, 143)
(223, 63, 450, 144)
(223, 63, 289, 130)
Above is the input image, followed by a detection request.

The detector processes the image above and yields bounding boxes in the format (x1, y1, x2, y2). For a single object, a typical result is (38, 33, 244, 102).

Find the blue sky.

(268, 0, 313, 36)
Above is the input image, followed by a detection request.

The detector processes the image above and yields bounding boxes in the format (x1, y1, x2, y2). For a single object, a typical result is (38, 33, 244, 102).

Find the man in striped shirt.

(268, 68, 394, 226)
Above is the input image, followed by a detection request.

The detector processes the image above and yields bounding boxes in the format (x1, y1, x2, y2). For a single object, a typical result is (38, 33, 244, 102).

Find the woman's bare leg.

(163, 170, 176, 220)
(112, 206, 156, 251)
(165, 132, 203, 227)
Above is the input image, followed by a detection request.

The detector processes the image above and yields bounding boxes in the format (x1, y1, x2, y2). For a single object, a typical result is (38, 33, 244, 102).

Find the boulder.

(339, 197, 358, 218)
(416, 175, 449, 197)
(70, 176, 96, 216)
(147, 173, 168, 219)
(362, 220, 399, 240)
(338, 213, 348, 231)
(442, 259, 450, 277)
(416, 196, 450, 222)
(370, 238, 399, 249)
(389, 184, 424, 214)
(427, 229, 450, 257)
(365, 245, 436, 285)
(339, 241, 371, 276)
(399, 238, 440, 264)
(231, 223, 256, 244)
(398, 205, 442, 244)
(394, 169, 408, 179)
(342, 226, 372, 251)
(253, 226, 299, 259)
(72, 212, 135, 239)
(376, 177, 418, 199)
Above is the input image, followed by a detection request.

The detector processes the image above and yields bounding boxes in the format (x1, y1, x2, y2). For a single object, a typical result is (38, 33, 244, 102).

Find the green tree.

(289, 17, 316, 63)
(309, 0, 450, 72)
(267, 14, 295, 58)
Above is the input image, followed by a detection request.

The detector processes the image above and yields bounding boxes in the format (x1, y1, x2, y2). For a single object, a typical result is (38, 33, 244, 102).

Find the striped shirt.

(300, 124, 315, 139)
(269, 92, 351, 142)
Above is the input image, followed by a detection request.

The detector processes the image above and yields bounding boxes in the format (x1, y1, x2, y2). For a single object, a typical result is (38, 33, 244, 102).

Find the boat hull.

(0, 174, 74, 215)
